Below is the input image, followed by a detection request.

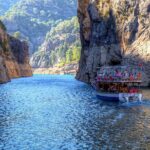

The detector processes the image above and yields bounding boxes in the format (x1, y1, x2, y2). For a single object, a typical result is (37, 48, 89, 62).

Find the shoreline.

(32, 62, 78, 75)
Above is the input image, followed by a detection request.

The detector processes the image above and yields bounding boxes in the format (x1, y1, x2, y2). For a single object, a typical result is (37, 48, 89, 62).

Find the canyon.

(1, 0, 80, 72)
(76, 0, 150, 86)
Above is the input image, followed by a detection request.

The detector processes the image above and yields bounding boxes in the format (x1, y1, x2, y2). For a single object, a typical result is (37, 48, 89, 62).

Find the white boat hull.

(97, 93, 142, 102)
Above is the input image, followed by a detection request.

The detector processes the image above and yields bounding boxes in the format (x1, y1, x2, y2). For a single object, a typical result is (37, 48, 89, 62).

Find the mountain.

(76, 0, 150, 86)
(0, 20, 32, 83)
(30, 16, 81, 68)
(0, 0, 20, 15)
(1, 0, 77, 54)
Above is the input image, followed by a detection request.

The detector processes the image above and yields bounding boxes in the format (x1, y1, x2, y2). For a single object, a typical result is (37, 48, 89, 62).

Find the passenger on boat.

(137, 72, 142, 80)
(97, 76, 101, 81)
(124, 70, 129, 81)
(129, 88, 139, 93)
(130, 74, 134, 81)
(108, 85, 117, 92)
(116, 70, 122, 80)
(119, 85, 129, 93)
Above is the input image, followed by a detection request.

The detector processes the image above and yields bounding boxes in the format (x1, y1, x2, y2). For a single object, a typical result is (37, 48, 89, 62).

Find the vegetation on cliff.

(31, 17, 81, 68)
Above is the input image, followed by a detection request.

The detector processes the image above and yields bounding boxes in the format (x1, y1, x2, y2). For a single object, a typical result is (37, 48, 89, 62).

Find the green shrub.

(13, 31, 21, 39)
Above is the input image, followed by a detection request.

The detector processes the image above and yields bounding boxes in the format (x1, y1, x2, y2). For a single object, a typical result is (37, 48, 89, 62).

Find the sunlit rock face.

(0, 21, 32, 83)
(0, 51, 10, 83)
(76, 0, 150, 86)
(8, 36, 32, 78)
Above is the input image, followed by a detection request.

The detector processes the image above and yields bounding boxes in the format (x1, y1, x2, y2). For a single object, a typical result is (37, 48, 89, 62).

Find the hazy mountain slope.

(0, 0, 20, 15)
(31, 17, 81, 68)
(1, 0, 77, 54)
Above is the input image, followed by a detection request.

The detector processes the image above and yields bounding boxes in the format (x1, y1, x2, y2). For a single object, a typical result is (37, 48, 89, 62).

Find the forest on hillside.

(31, 17, 81, 68)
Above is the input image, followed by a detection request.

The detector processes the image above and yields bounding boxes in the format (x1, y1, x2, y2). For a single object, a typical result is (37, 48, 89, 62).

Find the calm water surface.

(0, 75, 150, 150)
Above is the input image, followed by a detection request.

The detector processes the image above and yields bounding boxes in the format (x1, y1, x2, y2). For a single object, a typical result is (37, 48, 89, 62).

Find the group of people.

(97, 67, 142, 82)
(99, 83, 139, 93)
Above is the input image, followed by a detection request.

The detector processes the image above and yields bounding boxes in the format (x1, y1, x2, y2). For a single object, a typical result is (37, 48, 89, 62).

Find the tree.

(66, 49, 73, 64)
(72, 46, 81, 61)
(50, 51, 57, 66)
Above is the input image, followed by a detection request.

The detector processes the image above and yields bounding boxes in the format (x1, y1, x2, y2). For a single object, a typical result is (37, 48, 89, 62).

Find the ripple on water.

(0, 75, 150, 150)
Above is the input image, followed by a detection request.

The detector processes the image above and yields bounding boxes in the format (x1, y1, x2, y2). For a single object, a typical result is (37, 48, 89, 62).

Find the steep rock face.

(0, 51, 10, 83)
(0, 23, 11, 83)
(6, 36, 32, 78)
(0, 21, 32, 83)
(76, 0, 150, 86)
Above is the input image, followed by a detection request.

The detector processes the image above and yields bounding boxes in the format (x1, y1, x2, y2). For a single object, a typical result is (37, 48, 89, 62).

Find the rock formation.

(0, 21, 32, 83)
(76, 0, 150, 86)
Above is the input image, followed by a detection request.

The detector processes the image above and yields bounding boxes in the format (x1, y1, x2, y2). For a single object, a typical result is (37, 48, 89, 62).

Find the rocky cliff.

(0, 21, 32, 83)
(76, 0, 150, 86)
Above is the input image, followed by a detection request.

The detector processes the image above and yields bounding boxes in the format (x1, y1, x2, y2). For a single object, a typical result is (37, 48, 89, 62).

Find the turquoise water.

(0, 75, 150, 150)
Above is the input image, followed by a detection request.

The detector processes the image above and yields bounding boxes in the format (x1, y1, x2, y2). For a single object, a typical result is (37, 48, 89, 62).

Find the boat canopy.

(97, 65, 142, 83)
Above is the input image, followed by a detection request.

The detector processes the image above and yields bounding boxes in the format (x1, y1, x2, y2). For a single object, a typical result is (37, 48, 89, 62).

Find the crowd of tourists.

(98, 83, 140, 93)
(97, 66, 142, 82)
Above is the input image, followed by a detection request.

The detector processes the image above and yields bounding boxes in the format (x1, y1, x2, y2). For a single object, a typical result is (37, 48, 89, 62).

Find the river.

(0, 75, 150, 150)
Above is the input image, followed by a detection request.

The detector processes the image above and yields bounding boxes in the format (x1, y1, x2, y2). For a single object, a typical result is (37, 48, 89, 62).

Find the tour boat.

(95, 65, 143, 103)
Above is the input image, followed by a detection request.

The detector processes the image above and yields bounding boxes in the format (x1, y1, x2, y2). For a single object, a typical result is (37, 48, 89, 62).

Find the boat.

(95, 65, 143, 102)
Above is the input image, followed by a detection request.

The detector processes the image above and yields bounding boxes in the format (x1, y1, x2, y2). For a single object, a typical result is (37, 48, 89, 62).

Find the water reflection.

(0, 75, 150, 150)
